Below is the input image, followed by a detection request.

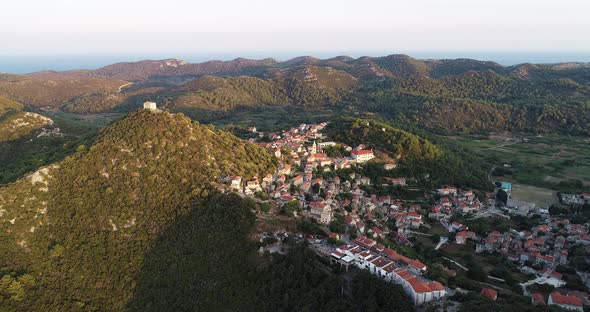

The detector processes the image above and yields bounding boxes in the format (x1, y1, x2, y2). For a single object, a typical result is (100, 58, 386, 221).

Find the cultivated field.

(447, 133, 590, 193)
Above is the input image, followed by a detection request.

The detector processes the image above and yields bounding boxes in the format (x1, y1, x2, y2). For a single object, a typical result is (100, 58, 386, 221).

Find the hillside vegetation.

(172, 76, 290, 110)
(0, 54, 588, 136)
(0, 112, 53, 142)
(0, 96, 53, 143)
(0, 109, 277, 310)
(326, 117, 441, 162)
(0, 96, 24, 116)
(0, 74, 127, 108)
(362, 71, 590, 135)
(326, 118, 492, 190)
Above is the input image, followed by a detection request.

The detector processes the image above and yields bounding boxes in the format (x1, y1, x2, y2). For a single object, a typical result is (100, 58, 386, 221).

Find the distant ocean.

(1, 52, 589, 74)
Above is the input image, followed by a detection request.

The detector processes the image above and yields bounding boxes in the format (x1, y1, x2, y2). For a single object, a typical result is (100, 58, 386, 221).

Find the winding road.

(117, 82, 133, 93)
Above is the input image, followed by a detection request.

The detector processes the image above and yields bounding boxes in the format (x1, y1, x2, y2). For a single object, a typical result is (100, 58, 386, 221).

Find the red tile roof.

(371, 226, 384, 235)
(481, 288, 498, 301)
(428, 281, 445, 291)
(351, 149, 374, 156)
(371, 257, 390, 268)
(550, 292, 583, 307)
(382, 262, 397, 273)
(406, 276, 432, 293)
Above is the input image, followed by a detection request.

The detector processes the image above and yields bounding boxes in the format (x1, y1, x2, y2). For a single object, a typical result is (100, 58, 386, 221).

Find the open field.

(446, 133, 590, 193)
(510, 184, 558, 207)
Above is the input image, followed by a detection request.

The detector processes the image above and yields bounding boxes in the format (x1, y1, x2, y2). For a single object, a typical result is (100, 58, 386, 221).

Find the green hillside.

(326, 117, 441, 162)
(160, 66, 358, 115)
(361, 71, 590, 135)
(0, 109, 277, 310)
(0, 112, 53, 143)
(0, 96, 24, 116)
(275, 65, 358, 105)
(326, 118, 492, 189)
(172, 76, 289, 110)
(0, 96, 53, 143)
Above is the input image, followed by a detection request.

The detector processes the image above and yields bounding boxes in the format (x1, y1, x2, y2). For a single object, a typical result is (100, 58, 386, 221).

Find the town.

(222, 121, 590, 311)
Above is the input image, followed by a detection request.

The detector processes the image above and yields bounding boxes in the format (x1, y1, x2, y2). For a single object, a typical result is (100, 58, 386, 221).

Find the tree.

(282, 200, 301, 216)
(329, 216, 346, 234)
(467, 261, 486, 281)
(259, 202, 271, 214)
(497, 189, 508, 205)
(430, 234, 441, 244)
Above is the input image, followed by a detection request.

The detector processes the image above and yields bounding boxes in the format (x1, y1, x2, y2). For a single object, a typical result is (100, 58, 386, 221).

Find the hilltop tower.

(143, 101, 157, 111)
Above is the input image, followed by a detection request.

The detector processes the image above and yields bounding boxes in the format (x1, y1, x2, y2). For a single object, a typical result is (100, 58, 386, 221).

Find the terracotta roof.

(428, 281, 445, 291)
(481, 288, 498, 301)
(395, 269, 412, 279)
(371, 257, 390, 268)
(408, 259, 427, 270)
(371, 226, 384, 235)
(406, 276, 432, 293)
(550, 292, 583, 307)
(382, 262, 397, 272)
(331, 251, 345, 258)
(351, 149, 373, 155)
(383, 248, 402, 261)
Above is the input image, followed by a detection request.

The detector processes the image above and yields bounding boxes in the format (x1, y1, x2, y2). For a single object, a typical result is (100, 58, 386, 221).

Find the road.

(117, 82, 133, 93)
(442, 256, 468, 271)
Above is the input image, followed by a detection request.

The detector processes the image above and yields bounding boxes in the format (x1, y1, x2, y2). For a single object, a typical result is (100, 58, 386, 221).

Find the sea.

(0, 52, 589, 74)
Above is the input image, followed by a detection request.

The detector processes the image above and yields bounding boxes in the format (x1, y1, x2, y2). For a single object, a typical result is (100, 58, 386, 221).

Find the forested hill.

(0, 109, 277, 310)
(0, 96, 53, 142)
(326, 118, 493, 190)
(0, 54, 588, 135)
(165, 66, 358, 112)
(326, 117, 441, 162)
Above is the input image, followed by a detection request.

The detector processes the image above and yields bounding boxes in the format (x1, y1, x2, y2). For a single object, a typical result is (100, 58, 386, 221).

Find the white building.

(143, 101, 158, 111)
(351, 149, 375, 163)
(309, 202, 332, 224)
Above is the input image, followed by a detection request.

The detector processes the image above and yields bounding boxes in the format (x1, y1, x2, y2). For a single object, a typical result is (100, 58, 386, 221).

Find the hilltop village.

(221, 121, 590, 310)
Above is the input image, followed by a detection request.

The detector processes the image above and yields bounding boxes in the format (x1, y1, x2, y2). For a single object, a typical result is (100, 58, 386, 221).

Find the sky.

(0, 0, 589, 71)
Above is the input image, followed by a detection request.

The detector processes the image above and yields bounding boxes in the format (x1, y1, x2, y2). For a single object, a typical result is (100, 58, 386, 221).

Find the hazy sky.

(1, 0, 589, 55)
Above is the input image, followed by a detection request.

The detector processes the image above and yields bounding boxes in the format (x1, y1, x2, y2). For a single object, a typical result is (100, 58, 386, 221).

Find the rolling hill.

(0, 54, 586, 136)
(0, 111, 53, 143)
(0, 96, 53, 142)
(0, 109, 277, 310)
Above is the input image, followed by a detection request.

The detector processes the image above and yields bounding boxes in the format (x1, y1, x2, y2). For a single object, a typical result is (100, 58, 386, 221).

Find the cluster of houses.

(560, 193, 590, 207)
(529, 291, 585, 311)
(225, 121, 590, 310)
(429, 187, 485, 220)
(475, 219, 590, 273)
(226, 122, 407, 228)
(330, 236, 446, 305)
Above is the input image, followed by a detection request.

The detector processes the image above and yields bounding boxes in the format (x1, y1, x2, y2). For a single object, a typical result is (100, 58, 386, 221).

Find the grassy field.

(510, 184, 558, 207)
(446, 133, 590, 193)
